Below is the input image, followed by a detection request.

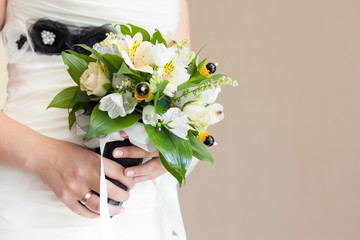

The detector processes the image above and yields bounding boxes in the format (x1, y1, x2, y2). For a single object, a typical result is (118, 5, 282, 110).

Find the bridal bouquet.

(48, 24, 237, 186)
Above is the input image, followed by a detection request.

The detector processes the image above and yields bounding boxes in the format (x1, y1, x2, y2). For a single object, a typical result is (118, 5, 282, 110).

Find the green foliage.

(101, 54, 124, 76)
(151, 29, 167, 45)
(144, 125, 193, 186)
(188, 132, 214, 165)
(47, 86, 77, 109)
(128, 24, 151, 41)
(153, 81, 169, 113)
(187, 46, 206, 75)
(61, 52, 89, 85)
(119, 25, 132, 36)
(117, 62, 144, 82)
(178, 74, 228, 90)
(84, 105, 141, 140)
(71, 89, 93, 105)
(68, 102, 83, 129)
(65, 50, 96, 63)
(73, 44, 100, 58)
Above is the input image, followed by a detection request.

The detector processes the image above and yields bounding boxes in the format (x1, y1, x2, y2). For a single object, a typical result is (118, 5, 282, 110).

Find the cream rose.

(80, 62, 110, 96)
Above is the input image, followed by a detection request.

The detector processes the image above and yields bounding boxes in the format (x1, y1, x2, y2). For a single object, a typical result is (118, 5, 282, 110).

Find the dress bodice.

(0, 2, 185, 239)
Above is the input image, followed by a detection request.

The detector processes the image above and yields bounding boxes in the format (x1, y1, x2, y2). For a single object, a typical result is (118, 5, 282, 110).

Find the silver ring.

(80, 191, 93, 205)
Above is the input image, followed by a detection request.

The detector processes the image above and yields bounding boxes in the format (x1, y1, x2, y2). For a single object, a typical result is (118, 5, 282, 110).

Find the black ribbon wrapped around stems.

(79, 103, 143, 206)
(93, 139, 143, 206)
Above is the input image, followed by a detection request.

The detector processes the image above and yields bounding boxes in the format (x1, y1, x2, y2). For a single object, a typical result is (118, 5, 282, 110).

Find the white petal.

(153, 44, 176, 67)
(142, 105, 158, 126)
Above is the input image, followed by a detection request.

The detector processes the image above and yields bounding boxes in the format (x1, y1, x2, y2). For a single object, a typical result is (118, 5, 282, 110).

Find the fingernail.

(120, 208, 126, 214)
(126, 170, 135, 177)
(113, 150, 123, 158)
(120, 131, 128, 138)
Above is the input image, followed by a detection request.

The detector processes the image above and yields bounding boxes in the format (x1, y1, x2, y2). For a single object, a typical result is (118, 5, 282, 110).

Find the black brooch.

(26, 19, 114, 55)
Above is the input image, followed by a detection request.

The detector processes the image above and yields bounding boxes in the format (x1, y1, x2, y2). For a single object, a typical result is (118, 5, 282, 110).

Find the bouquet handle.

(94, 139, 142, 206)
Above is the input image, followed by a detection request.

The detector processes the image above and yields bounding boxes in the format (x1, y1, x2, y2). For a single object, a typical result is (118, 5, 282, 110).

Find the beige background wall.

(1, 0, 360, 239)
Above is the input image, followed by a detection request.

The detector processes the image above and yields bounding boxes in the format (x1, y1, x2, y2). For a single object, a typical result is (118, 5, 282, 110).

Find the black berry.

(204, 135, 215, 147)
(206, 62, 217, 74)
(136, 82, 150, 96)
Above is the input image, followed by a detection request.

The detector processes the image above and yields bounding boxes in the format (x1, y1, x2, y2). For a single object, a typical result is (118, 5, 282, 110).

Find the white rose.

(183, 102, 224, 128)
(80, 62, 110, 96)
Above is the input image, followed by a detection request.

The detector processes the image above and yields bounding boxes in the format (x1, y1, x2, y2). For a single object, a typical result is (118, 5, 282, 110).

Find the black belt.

(16, 19, 114, 55)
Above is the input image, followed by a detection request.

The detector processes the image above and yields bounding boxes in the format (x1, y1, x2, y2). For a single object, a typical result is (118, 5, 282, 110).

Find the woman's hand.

(0, 112, 135, 218)
(33, 138, 135, 218)
(112, 145, 167, 183)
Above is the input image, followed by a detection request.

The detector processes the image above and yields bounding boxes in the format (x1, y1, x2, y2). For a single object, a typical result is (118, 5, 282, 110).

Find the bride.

(0, 0, 190, 239)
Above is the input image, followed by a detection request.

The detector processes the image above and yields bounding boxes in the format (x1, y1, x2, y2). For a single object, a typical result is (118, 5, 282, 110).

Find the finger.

(112, 145, 158, 159)
(119, 131, 129, 139)
(133, 170, 166, 183)
(106, 179, 130, 202)
(124, 158, 166, 177)
(59, 190, 100, 219)
(82, 191, 125, 217)
(103, 158, 136, 189)
(133, 166, 167, 183)
(71, 201, 100, 218)
(88, 179, 131, 203)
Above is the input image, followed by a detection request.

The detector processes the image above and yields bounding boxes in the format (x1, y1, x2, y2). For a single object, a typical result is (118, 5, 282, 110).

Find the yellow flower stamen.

(198, 131, 209, 142)
(200, 65, 212, 77)
(164, 60, 176, 77)
(129, 41, 140, 58)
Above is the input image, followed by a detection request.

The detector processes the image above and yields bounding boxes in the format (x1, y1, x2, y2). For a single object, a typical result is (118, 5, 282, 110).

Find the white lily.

(160, 108, 190, 139)
(120, 32, 154, 73)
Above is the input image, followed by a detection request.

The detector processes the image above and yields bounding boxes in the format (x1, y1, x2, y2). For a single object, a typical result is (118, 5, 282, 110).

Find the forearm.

(0, 111, 50, 172)
(175, 0, 190, 41)
(0, 0, 7, 30)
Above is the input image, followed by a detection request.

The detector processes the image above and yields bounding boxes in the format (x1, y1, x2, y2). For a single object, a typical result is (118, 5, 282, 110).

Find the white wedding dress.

(0, 0, 186, 239)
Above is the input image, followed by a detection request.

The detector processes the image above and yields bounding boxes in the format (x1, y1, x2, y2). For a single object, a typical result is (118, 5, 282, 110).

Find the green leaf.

(197, 57, 208, 71)
(188, 132, 214, 164)
(119, 25, 132, 36)
(128, 24, 151, 41)
(101, 54, 124, 75)
(64, 50, 96, 63)
(84, 105, 141, 140)
(177, 74, 227, 90)
(61, 52, 89, 85)
(159, 152, 184, 185)
(71, 89, 93, 105)
(153, 81, 169, 113)
(102, 83, 111, 92)
(117, 62, 144, 82)
(47, 86, 78, 109)
(68, 102, 83, 129)
(144, 125, 193, 186)
(73, 44, 101, 58)
(151, 29, 167, 45)
(187, 45, 206, 75)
